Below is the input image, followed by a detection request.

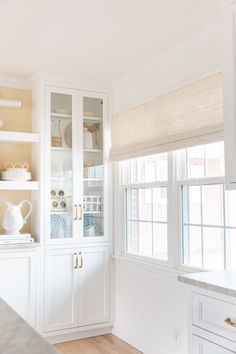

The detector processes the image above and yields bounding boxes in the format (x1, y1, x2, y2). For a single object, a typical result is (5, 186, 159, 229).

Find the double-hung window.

(178, 141, 236, 271)
(120, 141, 236, 271)
(123, 153, 168, 261)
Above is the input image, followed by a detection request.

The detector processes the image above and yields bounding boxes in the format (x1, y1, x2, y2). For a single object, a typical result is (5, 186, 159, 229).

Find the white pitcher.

(2, 200, 32, 235)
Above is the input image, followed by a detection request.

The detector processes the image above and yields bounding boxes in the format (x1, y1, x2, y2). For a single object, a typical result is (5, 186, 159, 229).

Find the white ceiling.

(0, 0, 222, 82)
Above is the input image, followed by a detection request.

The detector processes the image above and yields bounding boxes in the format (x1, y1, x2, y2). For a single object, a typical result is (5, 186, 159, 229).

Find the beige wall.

(0, 87, 32, 234)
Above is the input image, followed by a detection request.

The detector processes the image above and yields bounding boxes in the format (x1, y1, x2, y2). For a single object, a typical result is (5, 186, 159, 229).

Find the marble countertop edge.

(178, 270, 236, 297)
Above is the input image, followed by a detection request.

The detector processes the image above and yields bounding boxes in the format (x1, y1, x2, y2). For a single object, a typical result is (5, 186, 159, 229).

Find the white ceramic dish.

(1, 171, 31, 181)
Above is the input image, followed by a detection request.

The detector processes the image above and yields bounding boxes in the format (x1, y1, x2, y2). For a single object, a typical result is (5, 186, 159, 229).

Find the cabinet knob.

(224, 317, 236, 327)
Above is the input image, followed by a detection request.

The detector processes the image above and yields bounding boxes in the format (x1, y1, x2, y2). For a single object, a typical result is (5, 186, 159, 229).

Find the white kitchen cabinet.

(31, 77, 111, 338)
(44, 87, 109, 245)
(193, 336, 234, 354)
(0, 250, 37, 326)
(224, 0, 236, 188)
(44, 246, 110, 333)
(44, 248, 78, 332)
(78, 247, 109, 326)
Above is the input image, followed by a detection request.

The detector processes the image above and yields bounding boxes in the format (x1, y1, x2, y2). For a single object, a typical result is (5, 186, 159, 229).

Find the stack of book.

(0, 234, 34, 244)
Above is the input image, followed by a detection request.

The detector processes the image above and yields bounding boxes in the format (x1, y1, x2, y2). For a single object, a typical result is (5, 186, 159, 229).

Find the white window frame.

(114, 152, 178, 270)
(114, 142, 234, 273)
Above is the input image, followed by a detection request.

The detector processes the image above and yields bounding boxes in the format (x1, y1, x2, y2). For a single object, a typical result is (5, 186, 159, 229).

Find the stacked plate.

(1, 167, 31, 181)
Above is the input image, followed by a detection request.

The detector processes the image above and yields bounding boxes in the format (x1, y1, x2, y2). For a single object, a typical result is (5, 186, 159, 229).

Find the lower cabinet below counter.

(44, 246, 110, 333)
(0, 249, 37, 327)
(193, 336, 234, 354)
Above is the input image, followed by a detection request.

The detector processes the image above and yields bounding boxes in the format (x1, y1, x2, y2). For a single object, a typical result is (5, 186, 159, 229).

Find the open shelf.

(0, 181, 39, 190)
(0, 131, 40, 144)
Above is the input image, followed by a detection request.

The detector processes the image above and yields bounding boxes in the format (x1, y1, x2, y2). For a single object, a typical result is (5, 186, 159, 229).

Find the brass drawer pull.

(78, 204, 82, 220)
(73, 253, 78, 269)
(224, 317, 236, 327)
(78, 252, 83, 268)
(74, 204, 78, 221)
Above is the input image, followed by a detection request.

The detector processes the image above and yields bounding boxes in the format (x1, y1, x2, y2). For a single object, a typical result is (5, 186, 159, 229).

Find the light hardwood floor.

(55, 334, 143, 354)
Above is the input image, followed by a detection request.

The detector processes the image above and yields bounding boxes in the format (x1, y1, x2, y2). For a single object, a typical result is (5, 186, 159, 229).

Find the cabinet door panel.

(0, 252, 36, 326)
(78, 247, 109, 326)
(44, 249, 77, 332)
(193, 336, 233, 354)
(79, 92, 109, 243)
(45, 87, 81, 244)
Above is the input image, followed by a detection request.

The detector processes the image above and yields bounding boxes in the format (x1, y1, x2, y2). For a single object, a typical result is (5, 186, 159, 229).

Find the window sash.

(119, 145, 233, 272)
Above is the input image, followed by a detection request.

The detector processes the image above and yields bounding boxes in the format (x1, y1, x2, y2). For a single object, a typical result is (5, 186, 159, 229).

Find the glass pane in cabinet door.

(83, 97, 104, 237)
(50, 93, 73, 239)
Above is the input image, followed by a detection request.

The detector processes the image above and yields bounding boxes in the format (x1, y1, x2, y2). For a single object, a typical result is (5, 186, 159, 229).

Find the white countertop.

(178, 270, 236, 297)
(0, 298, 59, 354)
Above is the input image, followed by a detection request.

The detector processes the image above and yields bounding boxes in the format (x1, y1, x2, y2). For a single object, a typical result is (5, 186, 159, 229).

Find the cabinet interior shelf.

(51, 147, 71, 151)
(84, 149, 102, 153)
(83, 178, 103, 182)
(51, 177, 72, 181)
(83, 211, 103, 215)
(51, 113, 72, 119)
(0, 131, 40, 144)
(83, 116, 102, 123)
(50, 211, 69, 215)
(0, 181, 39, 190)
(51, 147, 103, 153)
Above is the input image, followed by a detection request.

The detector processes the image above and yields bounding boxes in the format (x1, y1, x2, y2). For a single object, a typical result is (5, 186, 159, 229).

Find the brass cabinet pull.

(78, 252, 83, 268)
(73, 253, 78, 269)
(78, 204, 82, 220)
(74, 204, 78, 221)
(224, 317, 236, 327)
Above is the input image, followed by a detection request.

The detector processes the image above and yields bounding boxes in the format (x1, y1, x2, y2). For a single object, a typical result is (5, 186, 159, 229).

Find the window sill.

(112, 254, 206, 281)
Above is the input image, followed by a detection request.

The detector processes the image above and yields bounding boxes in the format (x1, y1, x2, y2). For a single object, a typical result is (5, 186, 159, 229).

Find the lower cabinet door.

(193, 335, 234, 354)
(78, 246, 109, 326)
(44, 249, 77, 332)
(0, 251, 36, 326)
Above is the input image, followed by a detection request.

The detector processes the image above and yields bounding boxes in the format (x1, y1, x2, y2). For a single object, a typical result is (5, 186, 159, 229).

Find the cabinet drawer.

(193, 335, 234, 354)
(193, 292, 236, 342)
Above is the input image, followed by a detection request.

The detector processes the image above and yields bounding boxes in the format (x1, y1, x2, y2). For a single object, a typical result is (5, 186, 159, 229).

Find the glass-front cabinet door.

(46, 87, 80, 244)
(45, 87, 108, 244)
(80, 92, 108, 242)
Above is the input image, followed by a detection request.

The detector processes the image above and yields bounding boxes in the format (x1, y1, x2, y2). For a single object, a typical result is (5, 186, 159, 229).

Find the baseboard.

(113, 324, 170, 354)
(45, 325, 113, 344)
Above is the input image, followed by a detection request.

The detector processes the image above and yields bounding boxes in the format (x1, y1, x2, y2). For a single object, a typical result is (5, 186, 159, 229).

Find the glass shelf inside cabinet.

(50, 92, 73, 240)
(83, 97, 104, 238)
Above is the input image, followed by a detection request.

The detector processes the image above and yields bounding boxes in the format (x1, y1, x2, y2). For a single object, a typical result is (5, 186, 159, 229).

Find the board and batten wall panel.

(0, 87, 32, 234)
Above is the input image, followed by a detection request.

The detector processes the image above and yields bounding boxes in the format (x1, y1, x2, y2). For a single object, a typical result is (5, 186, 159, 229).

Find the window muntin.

(124, 153, 168, 261)
(180, 141, 236, 271)
(128, 153, 168, 184)
(185, 141, 224, 179)
(121, 141, 236, 271)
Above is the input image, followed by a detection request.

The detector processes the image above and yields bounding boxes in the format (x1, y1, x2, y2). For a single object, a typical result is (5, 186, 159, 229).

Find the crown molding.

(30, 72, 112, 93)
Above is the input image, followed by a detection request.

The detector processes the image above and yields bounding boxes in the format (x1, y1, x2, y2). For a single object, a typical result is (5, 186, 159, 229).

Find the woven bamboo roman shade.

(110, 73, 223, 161)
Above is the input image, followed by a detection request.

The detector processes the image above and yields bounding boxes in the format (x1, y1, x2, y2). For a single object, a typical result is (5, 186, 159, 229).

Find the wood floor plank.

(55, 334, 143, 354)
